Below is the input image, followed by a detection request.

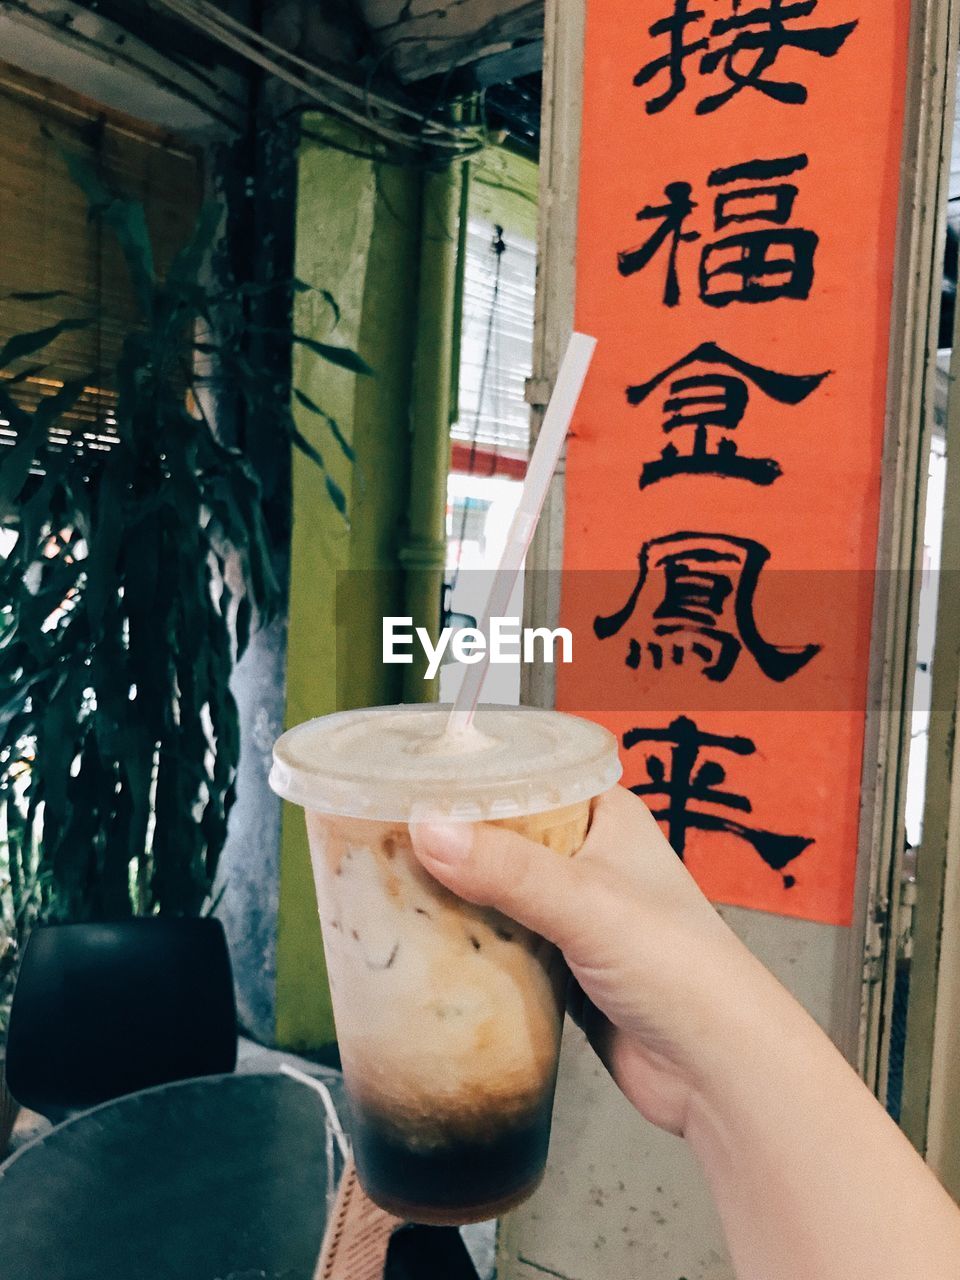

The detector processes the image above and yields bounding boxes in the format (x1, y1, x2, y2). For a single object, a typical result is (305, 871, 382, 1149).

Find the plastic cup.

(269, 702, 621, 1224)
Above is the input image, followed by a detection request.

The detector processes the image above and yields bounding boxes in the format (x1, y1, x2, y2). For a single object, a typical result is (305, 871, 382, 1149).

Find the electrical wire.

(172, 0, 464, 138)
(150, 0, 488, 156)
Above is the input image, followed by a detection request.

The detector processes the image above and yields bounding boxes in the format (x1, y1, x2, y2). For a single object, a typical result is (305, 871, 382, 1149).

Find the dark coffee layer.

(349, 1092, 555, 1225)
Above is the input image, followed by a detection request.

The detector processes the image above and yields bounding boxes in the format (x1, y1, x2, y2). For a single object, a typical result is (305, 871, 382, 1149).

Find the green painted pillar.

(274, 120, 469, 1050)
(274, 121, 425, 1050)
(400, 163, 462, 701)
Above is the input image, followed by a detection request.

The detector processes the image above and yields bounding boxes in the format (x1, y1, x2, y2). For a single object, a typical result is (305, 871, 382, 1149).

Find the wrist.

(680, 938, 832, 1146)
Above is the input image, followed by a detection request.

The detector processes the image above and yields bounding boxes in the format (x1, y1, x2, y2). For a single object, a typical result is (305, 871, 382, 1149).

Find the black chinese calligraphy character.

(701, 155, 816, 304)
(618, 155, 816, 306)
(624, 716, 813, 879)
(617, 182, 700, 306)
(626, 340, 831, 486)
(594, 532, 821, 681)
(633, 0, 709, 114)
(634, 0, 858, 116)
(699, 0, 859, 114)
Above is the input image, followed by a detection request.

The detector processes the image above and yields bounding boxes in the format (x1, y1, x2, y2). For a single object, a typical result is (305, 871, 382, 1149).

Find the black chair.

(5, 918, 237, 1118)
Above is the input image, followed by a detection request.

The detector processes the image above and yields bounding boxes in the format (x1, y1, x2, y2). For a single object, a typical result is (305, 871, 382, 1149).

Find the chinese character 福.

(618, 154, 817, 307)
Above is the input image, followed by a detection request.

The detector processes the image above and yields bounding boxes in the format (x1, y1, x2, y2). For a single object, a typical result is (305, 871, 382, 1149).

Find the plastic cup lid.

(269, 703, 622, 822)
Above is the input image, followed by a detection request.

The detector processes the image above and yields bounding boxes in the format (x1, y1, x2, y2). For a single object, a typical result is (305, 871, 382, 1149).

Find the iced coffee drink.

(270, 704, 621, 1224)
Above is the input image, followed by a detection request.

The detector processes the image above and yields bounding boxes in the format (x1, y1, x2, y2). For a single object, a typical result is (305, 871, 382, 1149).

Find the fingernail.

(411, 822, 474, 864)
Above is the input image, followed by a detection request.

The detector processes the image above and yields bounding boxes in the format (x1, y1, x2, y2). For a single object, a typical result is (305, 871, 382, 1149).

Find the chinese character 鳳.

(624, 715, 814, 881)
(618, 154, 817, 307)
(634, 0, 859, 116)
(594, 532, 821, 681)
(626, 340, 831, 487)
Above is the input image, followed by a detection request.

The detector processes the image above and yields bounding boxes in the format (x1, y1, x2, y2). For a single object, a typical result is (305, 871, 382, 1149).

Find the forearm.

(410, 792, 960, 1277)
(684, 948, 960, 1280)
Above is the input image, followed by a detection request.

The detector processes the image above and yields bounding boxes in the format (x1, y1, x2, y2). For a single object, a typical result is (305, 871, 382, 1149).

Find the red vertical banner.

(557, 0, 910, 925)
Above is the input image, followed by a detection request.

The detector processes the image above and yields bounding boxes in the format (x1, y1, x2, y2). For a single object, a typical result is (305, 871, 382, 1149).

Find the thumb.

(409, 820, 587, 950)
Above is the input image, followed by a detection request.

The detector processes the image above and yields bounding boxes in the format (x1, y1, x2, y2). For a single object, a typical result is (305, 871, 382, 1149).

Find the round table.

(0, 1071, 344, 1280)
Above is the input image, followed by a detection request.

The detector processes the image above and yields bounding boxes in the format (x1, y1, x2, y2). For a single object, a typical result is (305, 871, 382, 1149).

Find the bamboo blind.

(0, 61, 202, 450)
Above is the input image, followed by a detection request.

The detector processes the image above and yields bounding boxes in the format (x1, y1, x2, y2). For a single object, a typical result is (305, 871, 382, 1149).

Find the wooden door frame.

(857, 0, 960, 1088)
(900, 88, 960, 1194)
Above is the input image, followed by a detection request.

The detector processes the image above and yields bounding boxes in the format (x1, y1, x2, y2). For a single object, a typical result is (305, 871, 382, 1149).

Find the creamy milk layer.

(271, 703, 621, 821)
(306, 805, 589, 1148)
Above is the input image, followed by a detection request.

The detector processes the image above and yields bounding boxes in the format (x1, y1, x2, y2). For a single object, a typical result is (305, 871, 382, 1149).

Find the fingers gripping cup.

(270, 703, 621, 1225)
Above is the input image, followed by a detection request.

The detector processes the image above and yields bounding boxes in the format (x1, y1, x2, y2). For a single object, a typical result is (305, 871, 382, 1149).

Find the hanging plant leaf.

(234, 595, 252, 663)
(0, 386, 30, 435)
(3, 364, 46, 386)
(33, 378, 89, 428)
(0, 319, 90, 370)
(290, 425, 327, 472)
(325, 474, 349, 519)
(0, 379, 86, 505)
(6, 290, 76, 303)
(292, 335, 373, 376)
(62, 147, 156, 315)
(83, 458, 128, 631)
(293, 280, 341, 325)
(292, 389, 356, 462)
(0, 673, 47, 734)
(167, 202, 224, 288)
(56, 138, 111, 209)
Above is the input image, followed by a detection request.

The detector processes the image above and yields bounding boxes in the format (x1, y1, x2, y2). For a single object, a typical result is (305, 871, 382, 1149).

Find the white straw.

(447, 332, 597, 732)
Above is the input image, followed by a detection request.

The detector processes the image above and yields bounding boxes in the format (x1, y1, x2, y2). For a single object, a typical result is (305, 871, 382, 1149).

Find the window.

(442, 152, 539, 705)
